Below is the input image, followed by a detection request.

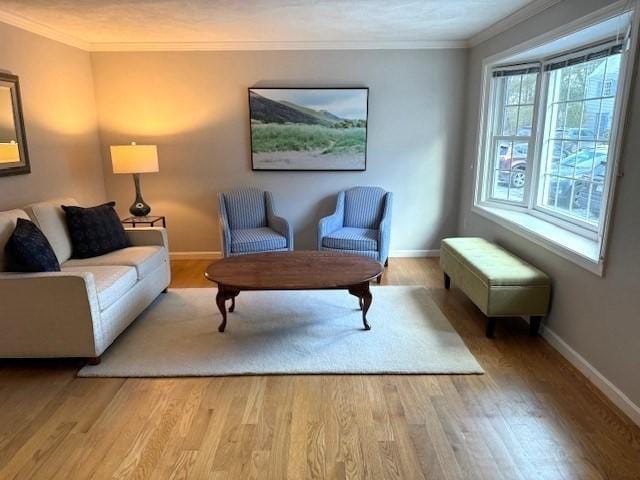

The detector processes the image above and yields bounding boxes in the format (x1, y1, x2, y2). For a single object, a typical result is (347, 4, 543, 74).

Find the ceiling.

(0, 0, 553, 50)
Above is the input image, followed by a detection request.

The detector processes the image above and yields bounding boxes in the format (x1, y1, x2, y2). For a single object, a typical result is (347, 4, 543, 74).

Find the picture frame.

(248, 87, 368, 171)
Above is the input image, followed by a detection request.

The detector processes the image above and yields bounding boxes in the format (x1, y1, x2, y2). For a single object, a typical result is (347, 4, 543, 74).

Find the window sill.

(471, 204, 603, 276)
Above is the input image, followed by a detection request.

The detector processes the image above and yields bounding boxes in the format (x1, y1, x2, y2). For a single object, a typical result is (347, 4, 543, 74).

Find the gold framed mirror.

(0, 72, 29, 177)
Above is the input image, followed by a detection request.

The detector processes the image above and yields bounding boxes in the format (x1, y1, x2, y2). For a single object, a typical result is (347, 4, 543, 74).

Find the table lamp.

(110, 142, 159, 217)
(0, 141, 19, 164)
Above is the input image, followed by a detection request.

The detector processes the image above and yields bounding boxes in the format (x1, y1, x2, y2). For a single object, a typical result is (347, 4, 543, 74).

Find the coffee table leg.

(349, 283, 373, 330)
(360, 283, 372, 330)
(215, 286, 228, 333)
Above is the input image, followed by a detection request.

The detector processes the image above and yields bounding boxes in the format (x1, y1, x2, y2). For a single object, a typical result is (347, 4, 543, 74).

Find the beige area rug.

(79, 286, 483, 377)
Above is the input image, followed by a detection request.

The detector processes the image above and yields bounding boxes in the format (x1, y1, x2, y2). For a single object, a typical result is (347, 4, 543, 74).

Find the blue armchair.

(218, 189, 293, 257)
(318, 186, 392, 276)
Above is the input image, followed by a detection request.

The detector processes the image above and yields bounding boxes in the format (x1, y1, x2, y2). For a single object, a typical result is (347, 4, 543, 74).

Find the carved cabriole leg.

(229, 294, 236, 313)
(360, 283, 373, 330)
(216, 285, 240, 332)
(348, 283, 373, 328)
(216, 287, 228, 333)
(348, 287, 363, 310)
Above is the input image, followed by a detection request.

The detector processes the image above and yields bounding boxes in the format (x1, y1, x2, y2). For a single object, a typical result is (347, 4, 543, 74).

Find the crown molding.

(0, 9, 89, 50)
(0, 0, 563, 53)
(87, 39, 468, 52)
(468, 0, 563, 47)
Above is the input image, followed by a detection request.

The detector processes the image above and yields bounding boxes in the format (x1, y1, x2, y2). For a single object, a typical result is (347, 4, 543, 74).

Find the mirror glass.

(0, 74, 29, 176)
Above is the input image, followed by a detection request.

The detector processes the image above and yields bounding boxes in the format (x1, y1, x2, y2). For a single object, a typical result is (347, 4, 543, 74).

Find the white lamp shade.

(111, 144, 159, 174)
(0, 142, 19, 164)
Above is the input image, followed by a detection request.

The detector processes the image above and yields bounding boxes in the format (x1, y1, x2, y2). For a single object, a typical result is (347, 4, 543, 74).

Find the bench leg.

(530, 316, 542, 337)
(86, 356, 101, 365)
(486, 317, 497, 338)
(444, 273, 451, 290)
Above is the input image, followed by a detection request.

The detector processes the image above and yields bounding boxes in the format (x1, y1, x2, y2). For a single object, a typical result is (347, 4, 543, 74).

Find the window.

(475, 16, 635, 271)
(487, 66, 539, 204)
(537, 44, 622, 230)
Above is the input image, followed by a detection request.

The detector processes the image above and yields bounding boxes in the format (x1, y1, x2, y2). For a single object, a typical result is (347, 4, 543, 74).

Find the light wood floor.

(1, 258, 639, 479)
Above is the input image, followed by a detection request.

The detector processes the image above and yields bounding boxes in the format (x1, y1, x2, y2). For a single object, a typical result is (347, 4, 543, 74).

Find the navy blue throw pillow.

(62, 202, 130, 259)
(4, 218, 61, 272)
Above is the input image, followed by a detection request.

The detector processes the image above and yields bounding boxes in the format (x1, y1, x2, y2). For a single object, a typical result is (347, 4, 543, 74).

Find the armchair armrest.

(318, 191, 345, 249)
(0, 271, 102, 357)
(217, 193, 232, 257)
(378, 192, 393, 264)
(266, 191, 293, 250)
(125, 227, 169, 248)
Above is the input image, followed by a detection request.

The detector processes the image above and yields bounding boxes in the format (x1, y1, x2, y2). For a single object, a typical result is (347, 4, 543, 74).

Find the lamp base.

(130, 173, 151, 217)
(130, 201, 151, 217)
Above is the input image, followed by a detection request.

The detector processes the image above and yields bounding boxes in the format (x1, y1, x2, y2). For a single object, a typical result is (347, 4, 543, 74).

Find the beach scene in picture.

(249, 88, 368, 170)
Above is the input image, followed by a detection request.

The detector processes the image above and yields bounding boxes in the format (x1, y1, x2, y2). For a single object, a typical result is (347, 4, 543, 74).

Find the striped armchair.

(217, 189, 293, 257)
(318, 186, 392, 274)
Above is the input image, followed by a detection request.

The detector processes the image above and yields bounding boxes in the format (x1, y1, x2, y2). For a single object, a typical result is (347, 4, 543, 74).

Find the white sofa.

(0, 198, 170, 362)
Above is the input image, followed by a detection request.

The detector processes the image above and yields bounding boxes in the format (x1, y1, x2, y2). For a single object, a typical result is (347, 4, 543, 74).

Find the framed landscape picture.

(249, 88, 368, 171)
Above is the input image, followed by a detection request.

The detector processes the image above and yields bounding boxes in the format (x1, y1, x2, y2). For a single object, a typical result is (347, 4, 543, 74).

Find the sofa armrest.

(0, 271, 103, 357)
(318, 191, 345, 249)
(125, 227, 169, 248)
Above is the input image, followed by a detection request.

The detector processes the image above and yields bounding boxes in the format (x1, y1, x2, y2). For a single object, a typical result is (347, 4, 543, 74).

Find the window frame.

(484, 65, 542, 208)
(473, 5, 639, 274)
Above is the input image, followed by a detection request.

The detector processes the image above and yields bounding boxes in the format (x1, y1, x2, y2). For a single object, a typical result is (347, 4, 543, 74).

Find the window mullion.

(529, 69, 549, 212)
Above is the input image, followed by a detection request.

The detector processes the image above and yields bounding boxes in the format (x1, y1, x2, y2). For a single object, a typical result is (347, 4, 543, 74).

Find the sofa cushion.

(0, 209, 30, 271)
(63, 246, 166, 280)
(322, 227, 378, 251)
(4, 218, 61, 272)
(344, 187, 387, 229)
(231, 227, 286, 253)
(24, 197, 77, 265)
(62, 265, 137, 311)
(62, 202, 130, 259)
(222, 189, 267, 230)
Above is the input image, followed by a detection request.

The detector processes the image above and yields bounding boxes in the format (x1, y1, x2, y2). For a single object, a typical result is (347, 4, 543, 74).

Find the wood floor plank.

(0, 258, 638, 479)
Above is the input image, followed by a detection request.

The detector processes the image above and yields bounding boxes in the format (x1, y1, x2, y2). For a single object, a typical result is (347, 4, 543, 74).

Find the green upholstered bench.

(440, 237, 551, 338)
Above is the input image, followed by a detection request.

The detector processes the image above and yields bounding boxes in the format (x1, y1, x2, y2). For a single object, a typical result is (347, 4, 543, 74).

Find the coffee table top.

(205, 251, 383, 290)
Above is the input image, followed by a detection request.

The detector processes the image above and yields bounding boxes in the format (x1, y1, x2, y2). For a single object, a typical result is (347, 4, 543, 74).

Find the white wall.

(0, 22, 106, 210)
(90, 49, 468, 253)
(459, 0, 640, 417)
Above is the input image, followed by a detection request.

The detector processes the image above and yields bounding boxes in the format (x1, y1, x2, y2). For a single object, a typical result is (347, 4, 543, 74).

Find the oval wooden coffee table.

(205, 251, 383, 332)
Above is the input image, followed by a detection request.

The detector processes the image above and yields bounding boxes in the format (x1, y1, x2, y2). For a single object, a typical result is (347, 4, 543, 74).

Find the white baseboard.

(541, 326, 640, 427)
(390, 249, 440, 257)
(170, 250, 439, 260)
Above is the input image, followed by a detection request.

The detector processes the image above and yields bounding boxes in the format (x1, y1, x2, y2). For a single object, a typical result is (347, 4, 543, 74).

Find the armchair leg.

(376, 275, 382, 284)
(384, 258, 389, 267)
